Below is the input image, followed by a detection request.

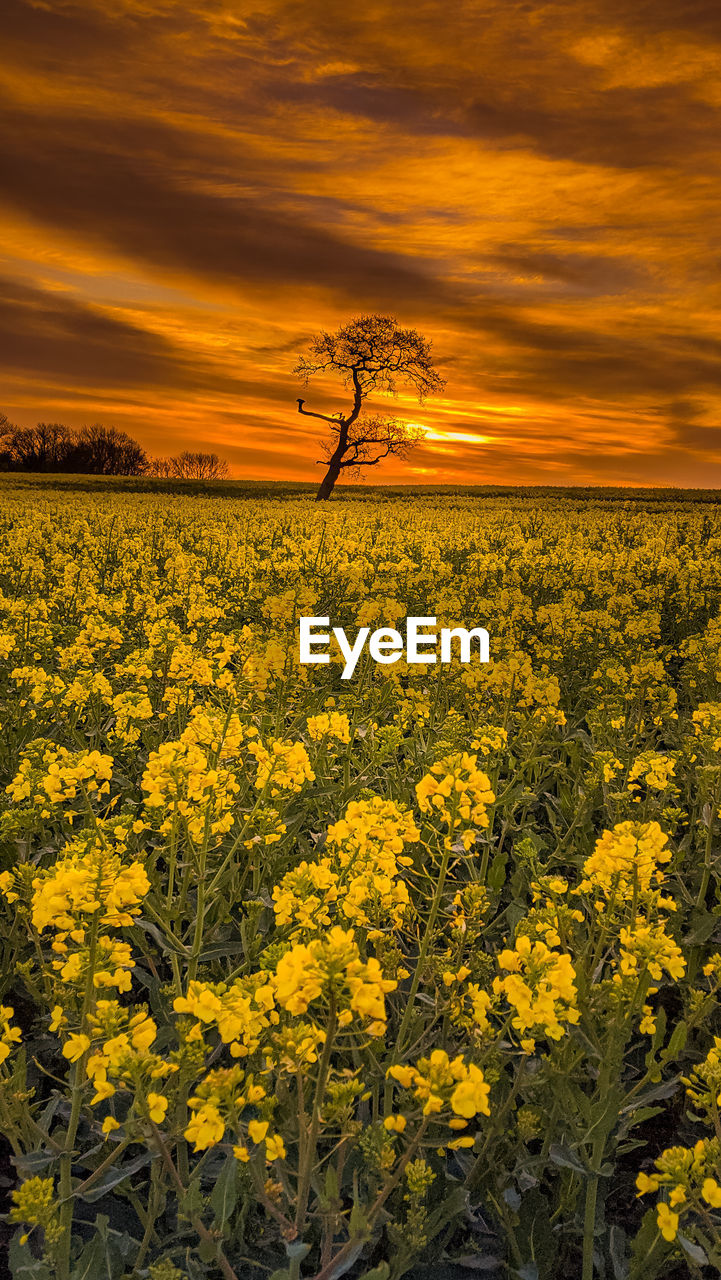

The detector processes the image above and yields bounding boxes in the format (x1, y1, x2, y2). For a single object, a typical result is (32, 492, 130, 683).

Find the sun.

(407, 424, 494, 446)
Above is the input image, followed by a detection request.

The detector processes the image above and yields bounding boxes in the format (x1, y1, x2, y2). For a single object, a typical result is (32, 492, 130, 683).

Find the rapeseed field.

(2, 482, 721, 1280)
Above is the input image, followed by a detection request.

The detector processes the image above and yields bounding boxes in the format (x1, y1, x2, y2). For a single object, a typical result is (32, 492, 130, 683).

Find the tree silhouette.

(0, 418, 147, 474)
(293, 314, 445, 500)
(165, 445, 230, 476)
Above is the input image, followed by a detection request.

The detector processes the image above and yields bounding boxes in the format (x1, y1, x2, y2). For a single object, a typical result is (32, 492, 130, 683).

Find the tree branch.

(297, 400, 345, 426)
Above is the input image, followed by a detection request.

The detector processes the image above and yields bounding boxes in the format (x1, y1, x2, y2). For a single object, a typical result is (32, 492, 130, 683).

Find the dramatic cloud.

(1, 0, 720, 484)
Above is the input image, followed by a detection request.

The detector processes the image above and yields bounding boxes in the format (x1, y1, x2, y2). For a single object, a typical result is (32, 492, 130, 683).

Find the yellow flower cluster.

(692, 701, 721, 748)
(7, 744, 113, 813)
(636, 1138, 721, 1242)
(684, 1035, 721, 1121)
(388, 1048, 490, 1137)
(248, 737, 315, 795)
(179, 708, 250, 761)
(74, 1000, 177, 1116)
(173, 974, 276, 1059)
(30, 848, 150, 934)
(327, 796, 419, 858)
(578, 821, 672, 905)
(21, 843, 149, 993)
(627, 752, 676, 794)
(415, 752, 494, 849)
(184, 1065, 284, 1157)
(9, 1176, 63, 1251)
(273, 797, 418, 933)
(273, 926, 396, 1036)
(141, 738, 239, 839)
(493, 934, 579, 1050)
(272, 860, 339, 929)
(306, 711, 351, 744)
(0, 1005, 21, 1065)
(617, 921, 686, 982)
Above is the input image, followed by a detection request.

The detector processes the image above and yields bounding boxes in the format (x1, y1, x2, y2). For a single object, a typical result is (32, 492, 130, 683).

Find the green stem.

(294, 999, 336, 1242)
(695, 793, 717, 910)
(394, 824, 455, 1061)
(149, 1122, 240, 1280)
(57, 868, 104, 1280)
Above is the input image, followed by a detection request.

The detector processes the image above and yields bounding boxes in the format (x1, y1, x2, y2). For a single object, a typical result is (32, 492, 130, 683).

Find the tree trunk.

(315, 462, 341, 501)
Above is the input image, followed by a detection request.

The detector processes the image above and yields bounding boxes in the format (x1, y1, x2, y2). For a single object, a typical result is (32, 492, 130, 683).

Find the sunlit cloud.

(409, 424, 494, 447)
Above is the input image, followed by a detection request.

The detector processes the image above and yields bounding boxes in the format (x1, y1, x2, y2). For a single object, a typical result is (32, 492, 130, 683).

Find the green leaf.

(487, 849, 507, 893)
(198, 1237, 217, 1264)
(684, 909, 719, 945)
(210, 1152, 239, 1227)
(647, 1006, 667, 1057)
(180, 1173, 204, 1219)
(358, 1265, 390, 1280)
(620, 1076, 680, 1116)
(8, 1230, 52, 1280)
(513, 1266, 538, 1280)
(80, 1150, 154, 1202)
(608, 1223, 629, 1280)
(664, 1022, 688, 1058)
(628, 1205, 669, 1280)
(677, 1233, 708, 1266)
(69, 1216, 137, 1280)
(548, 1142, 588, 1176)
(516, 1188, 557, 1276)
(423, 1185, 467, 1238)
(349, 1199, 370, 1237)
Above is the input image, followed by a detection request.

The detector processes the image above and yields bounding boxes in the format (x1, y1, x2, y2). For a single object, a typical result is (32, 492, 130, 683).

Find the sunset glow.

(1, 0, 721, 484)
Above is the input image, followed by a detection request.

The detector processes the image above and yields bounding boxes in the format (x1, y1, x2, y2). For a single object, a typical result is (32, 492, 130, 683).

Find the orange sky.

(2, 0, 721, 485)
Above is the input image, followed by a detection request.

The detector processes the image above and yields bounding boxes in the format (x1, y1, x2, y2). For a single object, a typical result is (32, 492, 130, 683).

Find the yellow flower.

(264, 1134, 286, 1161)
(415, 752, 494, 845)
(62, 1033, 91, 1062)
(636, 1171, 660, 1196)
(702, 1177, 721, 1207)
(147, 1092, 168, 1123)
(450, 1066, 491, 1119)
(0, 1006, 22, 1064)
(578, 822, 671, 903)
(0, 870, 18, 903)
(184, 1102, 225, 1151)
(656, 1201, 678, 1242)
(49, 1006, 66, 1032)
(383, 1114, 407, 1133)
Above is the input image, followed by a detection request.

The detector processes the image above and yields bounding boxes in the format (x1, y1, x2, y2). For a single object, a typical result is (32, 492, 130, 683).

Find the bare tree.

(3, 422, 75, 471)
(293, 314, 445, 500)
(0, 416, 147, 475)
(147, 456, 175, 478)
(168, 451, 230, 480)
(74, 424, 147, 475)
(0, 413, 16, 470)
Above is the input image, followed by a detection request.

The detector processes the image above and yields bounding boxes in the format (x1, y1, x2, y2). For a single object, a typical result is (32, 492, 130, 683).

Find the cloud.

(0, 277, 189, 388)
(1, 110, 451, 308)
(0, 0, 720, 484)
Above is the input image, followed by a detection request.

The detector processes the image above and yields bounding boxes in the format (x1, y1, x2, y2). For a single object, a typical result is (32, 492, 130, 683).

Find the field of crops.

(3, 482, 721, 1280)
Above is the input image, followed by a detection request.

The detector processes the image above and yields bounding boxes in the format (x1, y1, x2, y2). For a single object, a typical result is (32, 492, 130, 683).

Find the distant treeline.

(0, 415, 229, 480)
